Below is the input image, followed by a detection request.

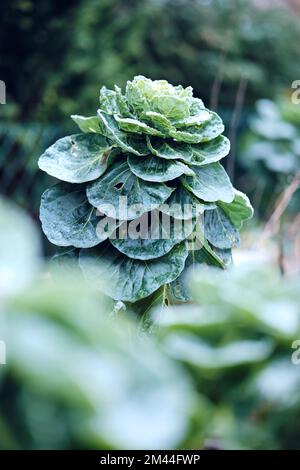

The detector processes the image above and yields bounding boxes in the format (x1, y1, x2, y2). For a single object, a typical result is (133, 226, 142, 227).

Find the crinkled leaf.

(198, 112, 225, 142)
(204, 207, 240, 249)
(87, 160, 174, 220)
(159, 186, 215, 220)
(141, 111, 175, 134)
(38, 133, 113, 183)
(218, 189, 254, 229)
(71, 115, 101, 134)
(150, 95, 190, 121)
(191, 136, 230, 165)
(114, 116, 164, 137)
(40, 183, 114, 248)
(97, 111, 148, 156)
(125, 78, 150, 116)
(125, 76, 191, 120)
(148, 135, 229, 167)
(99, 86, 122, 115)
(182, 163, 234, 203)
(79, 241, 188, 302)
(147, 136, 193, 161)
(190, 97, 205, 114)
(111, 211, 195, 260)
(127, 154, 194, 183)
(170, 112, 224, 144)
(173, 109, 212, 128)
(114, 85, 132, 117)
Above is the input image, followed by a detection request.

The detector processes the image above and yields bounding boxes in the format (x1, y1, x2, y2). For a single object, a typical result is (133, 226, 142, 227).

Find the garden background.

(1, 0, 300, 450)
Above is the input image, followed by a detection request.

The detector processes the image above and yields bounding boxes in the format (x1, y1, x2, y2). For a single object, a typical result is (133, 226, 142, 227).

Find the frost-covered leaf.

(204, 207, 240, 249)
(198, 112, 225, 142)
(40, 183, 114, 248)
(111, 211, 195, 260)
(173, 109, 212, 128)
(125, 76, 191, 121)
(170, 112, 224, 144)
(38, 133, 113, 183)
(99, 86, 122, 115)
(141, 111, 175, 134)
(150, 95, 190, 121)
(191, 136, 230, 165)
(71, 115, 101, 134)
(87, 161, 174, 220)
(218, 189, 254, 229)
(114, 116, 164, 137)
(190, 97, 205, 114)
(127, 154, 194, 183)
(97, 111, 148, 156)
(182, 163, 234, 203)
(159, 186, 215, 220)
(147, 136, 193, 161)
(148, 135, 229, 167)
(79, 241, 188, 302)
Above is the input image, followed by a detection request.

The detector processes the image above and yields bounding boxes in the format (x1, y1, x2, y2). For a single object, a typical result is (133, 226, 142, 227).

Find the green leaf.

(127, 154, 194, 183)
(99, 86, 122, 115)
(204, 207, 240, 249)
(40, 183, 116, 248)
(212, 247, 233, 267)
(170, 112, 224, 144)
(125, 78, 150, 116)
(38, 133, 113, 183)
(181, 163, 234, 203)
(114, 85, 132, 117)
(159, 186, 215, 220)
(191, 136, 230, 165)
(79, 241, 188, 302)
(87, 161, 174, 220)
(147, 136, 193, 161)
(114, 116, 164, 137)
(71, 115, 101, 134)
(147, 135, 230, 167)
(173, 109, 212, 128)
(97, 111, 148, 156)
(198, 111, 225, 142)
(141, 111, 175, 134)
(125, 76, 191, 120)
(150, 95, 190, 121)
(189, 233, 227, 269)
(218, 189, 254, 229)
(111, 211, 195, 260)
(190, 97, 205, 114)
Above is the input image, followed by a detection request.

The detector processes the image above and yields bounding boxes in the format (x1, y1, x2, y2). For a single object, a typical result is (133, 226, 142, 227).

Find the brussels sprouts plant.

(39, 76, 253, 305)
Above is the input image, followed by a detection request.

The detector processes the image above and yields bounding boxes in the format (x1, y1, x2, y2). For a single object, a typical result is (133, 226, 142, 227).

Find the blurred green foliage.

(152, 263, 300, 449)
(1, 0, 300, 122)
(1, 198, 300, 449)
(239, 97, 300, 217)
(0, 197, 202, 450)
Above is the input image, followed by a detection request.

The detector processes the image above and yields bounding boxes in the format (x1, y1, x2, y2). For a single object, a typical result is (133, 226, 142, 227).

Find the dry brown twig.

(256, 171, 300, 248)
